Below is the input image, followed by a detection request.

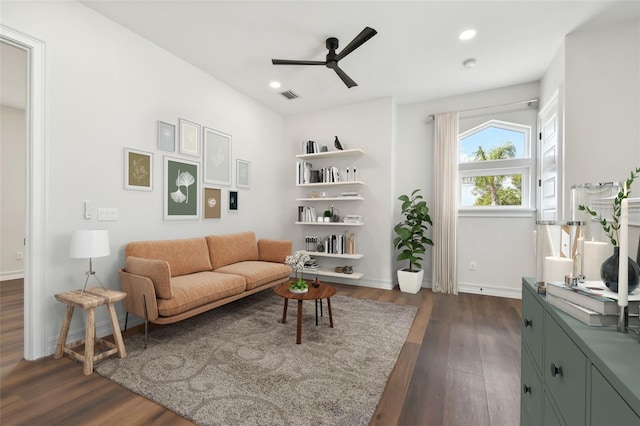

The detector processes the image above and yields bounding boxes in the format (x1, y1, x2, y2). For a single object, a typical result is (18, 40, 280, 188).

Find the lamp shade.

(69, 229, 110, 259)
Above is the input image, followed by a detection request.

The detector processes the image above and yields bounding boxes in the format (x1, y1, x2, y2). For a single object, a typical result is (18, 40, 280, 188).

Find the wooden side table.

(54, 287, 127, 375)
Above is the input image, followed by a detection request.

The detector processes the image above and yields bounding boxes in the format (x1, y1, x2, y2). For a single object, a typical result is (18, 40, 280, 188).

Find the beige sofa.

(119, 232, 292, 345)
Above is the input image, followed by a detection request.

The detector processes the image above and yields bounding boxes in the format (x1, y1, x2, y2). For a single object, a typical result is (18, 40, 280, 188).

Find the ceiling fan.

(271, 27, 377, 88)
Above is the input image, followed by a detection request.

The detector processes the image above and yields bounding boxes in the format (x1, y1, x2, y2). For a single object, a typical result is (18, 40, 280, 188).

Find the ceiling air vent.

(280, 90, 299, 100)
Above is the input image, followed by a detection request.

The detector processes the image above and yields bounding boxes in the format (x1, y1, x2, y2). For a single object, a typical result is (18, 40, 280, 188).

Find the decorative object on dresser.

(393, 189, 433, 293)
(69, 229, 111, 294)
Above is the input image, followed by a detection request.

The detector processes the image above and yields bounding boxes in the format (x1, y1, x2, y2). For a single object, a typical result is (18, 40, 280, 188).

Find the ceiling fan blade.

(333, 66, 357, 88)
(335, 27, 377, 61)
(271, 59, 326, 65)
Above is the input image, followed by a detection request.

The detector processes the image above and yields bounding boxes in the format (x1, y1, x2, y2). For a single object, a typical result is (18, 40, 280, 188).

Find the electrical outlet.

(16, 251, 23, 260)
(470, 261, 477, 271)
(98, 208, 119, 221)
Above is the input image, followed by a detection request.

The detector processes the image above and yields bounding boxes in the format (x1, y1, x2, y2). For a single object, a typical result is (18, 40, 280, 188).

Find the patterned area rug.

(96, 291, 417, 425)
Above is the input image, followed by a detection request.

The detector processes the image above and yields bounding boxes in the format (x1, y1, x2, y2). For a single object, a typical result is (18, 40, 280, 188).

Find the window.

(458, 120, 533, 212)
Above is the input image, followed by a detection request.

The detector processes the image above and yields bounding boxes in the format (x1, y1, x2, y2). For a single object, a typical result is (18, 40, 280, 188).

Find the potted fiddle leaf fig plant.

(393, 189, 434, 293)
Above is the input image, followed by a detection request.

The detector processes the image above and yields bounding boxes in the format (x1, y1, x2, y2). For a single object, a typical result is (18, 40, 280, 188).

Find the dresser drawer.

(521, 348, 543, 426)
(522, 283, 545, 373)
(544, 312, 586, 425)
(591, 366, 640, 426)
(543, 393, 564, 426)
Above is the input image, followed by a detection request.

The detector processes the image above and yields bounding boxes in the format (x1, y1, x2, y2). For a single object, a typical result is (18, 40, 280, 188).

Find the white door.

(537, 90, 563, 221)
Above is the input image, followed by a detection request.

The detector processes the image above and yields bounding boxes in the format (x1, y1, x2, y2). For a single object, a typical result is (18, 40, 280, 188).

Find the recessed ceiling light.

(463, 58, 477, 68)
(459, 29, 477, 41)
(270, 81, 281, 89)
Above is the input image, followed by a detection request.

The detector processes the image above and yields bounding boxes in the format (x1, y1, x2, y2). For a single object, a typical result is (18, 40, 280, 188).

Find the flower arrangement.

(578, 166, 640, 246)
(285, 250, 310, 286)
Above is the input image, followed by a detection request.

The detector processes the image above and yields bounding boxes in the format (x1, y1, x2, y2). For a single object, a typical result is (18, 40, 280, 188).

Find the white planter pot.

(397, 269, 424, 294)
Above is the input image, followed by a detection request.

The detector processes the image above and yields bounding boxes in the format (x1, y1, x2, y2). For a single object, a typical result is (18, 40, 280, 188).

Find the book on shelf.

(546, 293, 617, 326)
(546, 282, 618, 315)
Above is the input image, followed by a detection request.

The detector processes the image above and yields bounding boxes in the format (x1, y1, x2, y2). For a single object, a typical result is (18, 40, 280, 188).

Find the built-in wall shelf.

(296, 181, 364, 188)
(295, 222, 364, 226)
(296, 196, 365, 202)
(296, 148, 365, 160)
(304, 251, 364, 260)
(301, 269, 364, 280)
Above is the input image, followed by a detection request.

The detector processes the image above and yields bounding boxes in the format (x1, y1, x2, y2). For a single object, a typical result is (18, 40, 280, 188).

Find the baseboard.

(46, 313, 132, 356)
(457, 281, 522, 299)
(1, 270, 24, 281)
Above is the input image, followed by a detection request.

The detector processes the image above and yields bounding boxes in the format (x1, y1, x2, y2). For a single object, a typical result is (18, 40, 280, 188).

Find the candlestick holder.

(536, 221, 585, 287)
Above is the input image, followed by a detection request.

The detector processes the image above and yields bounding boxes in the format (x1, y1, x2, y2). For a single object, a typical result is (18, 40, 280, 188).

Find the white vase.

(397, 269, 424, 294)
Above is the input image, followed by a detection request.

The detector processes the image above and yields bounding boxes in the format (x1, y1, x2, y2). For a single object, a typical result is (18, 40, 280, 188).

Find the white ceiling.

(8, 1, 640, 116)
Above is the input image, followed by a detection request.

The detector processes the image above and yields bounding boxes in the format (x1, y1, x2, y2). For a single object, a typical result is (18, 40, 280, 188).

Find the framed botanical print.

(164, 156, 199, 220)
(229, 190, 238, 211)
(203, 127, 232, 186)
(124, 148, 153, 191)
(157, 121, 175, 152)
(237, 159, 250, 189)
(204, 187, 221, 219)
(178, 118, 201, 157)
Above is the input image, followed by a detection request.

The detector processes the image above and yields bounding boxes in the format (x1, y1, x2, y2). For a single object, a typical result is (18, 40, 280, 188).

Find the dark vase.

(600, 246, 640, 293)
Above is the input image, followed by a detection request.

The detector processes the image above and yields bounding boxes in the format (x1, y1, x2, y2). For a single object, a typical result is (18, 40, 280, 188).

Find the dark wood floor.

(1, 278, 522, 425)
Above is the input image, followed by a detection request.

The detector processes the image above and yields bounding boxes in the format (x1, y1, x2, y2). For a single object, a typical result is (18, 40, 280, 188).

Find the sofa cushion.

(215, 261, 291, 291)
(206, 232, 259, 270)
(125, 256, 173, 300)
(258, 239, 293, 263)
(157, 271, 246, 317)
(125, 238, 212, 277)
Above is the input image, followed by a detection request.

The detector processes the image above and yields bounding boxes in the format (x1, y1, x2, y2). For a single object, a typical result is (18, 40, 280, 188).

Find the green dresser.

(521, 277, 640, 426)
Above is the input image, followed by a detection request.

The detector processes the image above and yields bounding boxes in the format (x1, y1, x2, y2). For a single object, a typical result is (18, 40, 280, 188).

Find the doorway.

(0, 26, 47, 360)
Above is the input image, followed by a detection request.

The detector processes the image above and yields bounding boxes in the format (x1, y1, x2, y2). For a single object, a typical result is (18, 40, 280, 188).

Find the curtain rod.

(427, 98, 539, 120)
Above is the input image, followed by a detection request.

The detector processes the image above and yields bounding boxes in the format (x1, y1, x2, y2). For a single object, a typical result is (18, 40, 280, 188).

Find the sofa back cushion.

(125, 238, 212, 277)
(258, 239, 293, 263)
(206, 232, 259, 270)
(126, 256, 173, 299)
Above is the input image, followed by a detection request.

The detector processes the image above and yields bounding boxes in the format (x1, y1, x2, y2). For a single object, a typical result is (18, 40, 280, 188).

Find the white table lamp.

(69, 229, 110, 293)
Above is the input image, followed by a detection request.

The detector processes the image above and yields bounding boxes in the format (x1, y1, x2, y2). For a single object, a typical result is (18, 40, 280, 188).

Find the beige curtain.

(432, 112, 459, 294)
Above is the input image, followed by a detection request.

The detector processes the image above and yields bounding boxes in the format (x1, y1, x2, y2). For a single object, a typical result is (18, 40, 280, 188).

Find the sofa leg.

(143, 294, 148, 350)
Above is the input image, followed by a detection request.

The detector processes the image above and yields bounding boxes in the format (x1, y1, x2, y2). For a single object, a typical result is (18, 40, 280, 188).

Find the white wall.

(0, 105, 26, 279)
(564, 20, 640, 201)
(284, 97, 395, 289)
(396, 82, 540, 298)
(2, 1, 286, 356)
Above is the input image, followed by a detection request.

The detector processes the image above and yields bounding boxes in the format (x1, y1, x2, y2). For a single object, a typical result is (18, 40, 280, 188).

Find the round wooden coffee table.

(273, 281, 336, 344)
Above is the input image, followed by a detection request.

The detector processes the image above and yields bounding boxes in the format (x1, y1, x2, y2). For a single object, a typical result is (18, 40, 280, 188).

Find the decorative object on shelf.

(394, 189, 433, 293)
(157, 120, 175, 152)
(334, 136, 343, 150)
(285, 250, 311, 286)
(203, 127, 232, 186)
(178, 118, 201, 157)
(321, 145, 328, 152)
(164, 156, 199, 220)
(124, 147, 153, 191)
(578, 166, 640, 294)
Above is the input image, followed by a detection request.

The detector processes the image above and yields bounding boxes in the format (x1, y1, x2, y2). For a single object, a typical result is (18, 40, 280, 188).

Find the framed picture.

(157, 121, 175, 152)
(237, 159, 250, 189)
(164, 156, 200, 220)
(178, 118, 201, 157)
(229, 190, 238, 211)
(124, 148, 153, 191)
(203, 127, 232, 186)
(203, 187, 221, 219)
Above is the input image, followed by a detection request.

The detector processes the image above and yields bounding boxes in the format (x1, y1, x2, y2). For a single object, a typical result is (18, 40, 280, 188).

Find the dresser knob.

(550, 363, 563, 378)
(523, 384, 532, 394)
(524, 318, 533, 327)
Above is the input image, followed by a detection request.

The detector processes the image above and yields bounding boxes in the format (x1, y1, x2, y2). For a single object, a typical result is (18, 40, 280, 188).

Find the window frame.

(458, 119, 534, 217)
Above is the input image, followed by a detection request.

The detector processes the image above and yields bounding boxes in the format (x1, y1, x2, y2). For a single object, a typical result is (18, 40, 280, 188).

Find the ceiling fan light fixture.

(459, 29, 477, 41)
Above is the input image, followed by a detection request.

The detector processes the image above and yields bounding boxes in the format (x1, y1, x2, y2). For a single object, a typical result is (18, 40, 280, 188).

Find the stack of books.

(546, 282, 619, 326)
